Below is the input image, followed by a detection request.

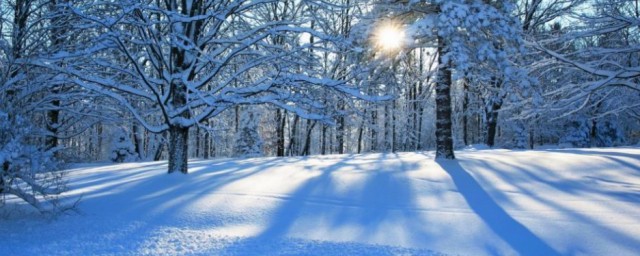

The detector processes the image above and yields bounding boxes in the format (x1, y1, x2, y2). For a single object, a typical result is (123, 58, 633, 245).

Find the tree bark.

(357, 109, 366, 154)
(287, 115, 299, 156)
(45, 100, 60, 150)
(301, 120, 317, 156)
(132, 123, 144, 159)
(275, 109, 286, 156)
(484, 100, 501, 147)
(45, 0, 69, 151)
(371, 108, 377, 151)
(1, 161, 8, 194)
(336, 102, 345, 154)
(168, 125, 189, 174)
(321, 124, 327, 155)
(435, 35, 455, 159)
(462, 80, 469, 146)
(203, 122, 210, 159)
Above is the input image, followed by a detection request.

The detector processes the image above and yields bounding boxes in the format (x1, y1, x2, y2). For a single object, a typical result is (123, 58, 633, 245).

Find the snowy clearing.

(2, 147, 640, 256)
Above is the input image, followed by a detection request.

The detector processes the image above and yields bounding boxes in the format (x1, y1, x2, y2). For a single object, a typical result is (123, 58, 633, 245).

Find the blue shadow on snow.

(436, 159, 559, 256)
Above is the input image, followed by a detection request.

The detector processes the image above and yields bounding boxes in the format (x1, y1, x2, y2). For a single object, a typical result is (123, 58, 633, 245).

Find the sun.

(372, 21, 405, 54)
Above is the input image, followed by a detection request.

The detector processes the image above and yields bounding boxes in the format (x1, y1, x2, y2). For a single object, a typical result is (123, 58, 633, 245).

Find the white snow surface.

(2, 147, 640, 255)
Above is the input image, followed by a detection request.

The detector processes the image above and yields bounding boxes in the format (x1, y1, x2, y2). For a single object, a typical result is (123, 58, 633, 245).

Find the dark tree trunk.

(275, 109, 286, 157)
(590, 119, 598, 147)
(484, 100, 501, 147)
(195, 127, 200, 158)
(384, 104, 390, 151)
(529, 127, 535, 149)
(321, 124, 327, 155)
(45, 99, 60, 150)
(154, 143, 165, 161)
(301, 120, 317, 156)
(1, 161, 8, 194)
(371, 108, 377, 151)
(45, 0, 69, 152)
(409, 82, 417, 150)
(235, 106, 240, 133)
(97, 123, 103, 161)
(462, 80, 469, 146)
(392, 100, 397, 152)
(168, 125, 189, 174)
(336, 102, 345, 154)
(435, 35, 455, 159)
(203, 123, 210, 159)
(357, 110, 366, 154)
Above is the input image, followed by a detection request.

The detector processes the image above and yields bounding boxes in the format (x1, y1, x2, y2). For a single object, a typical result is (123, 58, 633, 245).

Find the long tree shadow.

(436, 159, 559, 256)
(218, 153, 428, 254)
(478, 157, 640, 250)
(541, 148, 640, 172)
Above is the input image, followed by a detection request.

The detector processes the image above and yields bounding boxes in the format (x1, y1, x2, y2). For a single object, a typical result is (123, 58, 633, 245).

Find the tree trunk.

(336, 102, 345, 154)
(276, 109, 286, 157)
(301, 120, 317, 156)
(462, 80, 469, 146)
(1, 161, 8, 194)
(529, 129, 535, 149)
(132, 123, 144, 159)
(384, 104, 390, 151)
(321, 124, 327, 155)
(484, 100, 501, 147)
(45, 0, 68, 152)
(203, 126, 210, 159)
(97, 123, 103, 161)
(435, 35, 455, 159)
(235, 105, 240, 133)
(391, 99, 397, 152)
(590, 119, 598, 147)
(45, 99, 60, 151)
(371, 108, 378, 151)
(195, 127, 200, 158)
(168, 125, 189, 174)
(287, 115, 299, 156)
(357, 109, 366, 154)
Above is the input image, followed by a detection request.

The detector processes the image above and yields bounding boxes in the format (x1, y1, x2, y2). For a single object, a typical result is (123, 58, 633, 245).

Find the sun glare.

(373, 21, 405, 54)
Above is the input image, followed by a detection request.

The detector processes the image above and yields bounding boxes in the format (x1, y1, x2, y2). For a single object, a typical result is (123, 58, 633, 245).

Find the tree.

(110, 130, 139, 163)
(396, 0, 524, 157)
(526, 0, 640, 146)
(234, 107, 264, 158)
(0, 0, 76, 213)
(57, 0, 385, 173)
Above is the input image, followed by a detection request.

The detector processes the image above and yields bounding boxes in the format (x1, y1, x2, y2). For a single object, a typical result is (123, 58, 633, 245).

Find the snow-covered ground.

(2, 147, 640, 255)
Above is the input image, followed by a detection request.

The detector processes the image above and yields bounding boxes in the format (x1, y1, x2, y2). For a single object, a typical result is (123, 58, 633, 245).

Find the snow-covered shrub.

(559, 121, 590, 148)
(110, 133, 138, 163)
(234, 109, 263, 158)
(0, 112, 71, 214)
(592, 120, 625, 147)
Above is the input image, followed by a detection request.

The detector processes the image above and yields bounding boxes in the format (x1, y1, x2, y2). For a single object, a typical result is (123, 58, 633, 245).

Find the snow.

(2, 148, 640, 255)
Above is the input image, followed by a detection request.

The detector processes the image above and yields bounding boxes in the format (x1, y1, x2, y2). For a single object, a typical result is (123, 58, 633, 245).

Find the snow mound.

(462, 143, 491, 151)
(2, 148, 640, 255)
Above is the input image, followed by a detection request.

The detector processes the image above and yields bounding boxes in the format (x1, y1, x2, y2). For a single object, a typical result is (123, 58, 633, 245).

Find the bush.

(0, 112, 72, 214)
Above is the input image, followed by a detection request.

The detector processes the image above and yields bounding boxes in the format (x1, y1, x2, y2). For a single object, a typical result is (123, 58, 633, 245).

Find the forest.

(1, 0, 639, 211)
(2, 1, 640, 255)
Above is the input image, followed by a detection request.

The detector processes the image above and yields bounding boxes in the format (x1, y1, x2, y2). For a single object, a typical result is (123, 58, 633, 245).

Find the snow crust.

(2, 148, 640, 255)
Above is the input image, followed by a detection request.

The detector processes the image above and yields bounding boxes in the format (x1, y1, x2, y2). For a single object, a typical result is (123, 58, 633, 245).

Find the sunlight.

(372, 21, 405, 54)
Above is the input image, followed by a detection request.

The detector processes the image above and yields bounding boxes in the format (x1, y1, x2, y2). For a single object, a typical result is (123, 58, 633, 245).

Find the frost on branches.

(404, 0, 525, 157)
(234, 109, 264, 158)
(0, 112, 71, 214)
(110, 132, 139, 163)
(58, 0, 388, 174)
